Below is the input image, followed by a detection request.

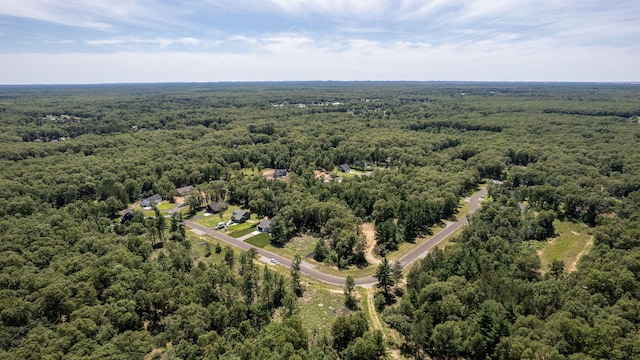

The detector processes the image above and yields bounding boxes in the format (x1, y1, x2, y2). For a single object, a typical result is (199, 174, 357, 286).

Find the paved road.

(183, 187, 487, 287)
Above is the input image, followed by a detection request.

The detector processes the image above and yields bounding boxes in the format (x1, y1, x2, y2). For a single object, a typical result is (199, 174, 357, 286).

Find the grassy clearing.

(245, 233, 271, 248)
(264, 238, 378, 278)
(286, 235, 318, 257)
(187, 234, 231, 264)
(263, 235, 317, 261)
(297, 278, 349, 336)
(309, 260, 378, 279)
(228, 224, 257, 238)
(539, 220, 594, 273)
(337, 171, 359, 179)
(195, 213, 227, 227)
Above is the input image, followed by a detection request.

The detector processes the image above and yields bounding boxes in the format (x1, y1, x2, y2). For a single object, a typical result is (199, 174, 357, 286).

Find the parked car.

(178, 202, 186, 208)
(214, 222, 226, 230)
(270, 258, 278, 264)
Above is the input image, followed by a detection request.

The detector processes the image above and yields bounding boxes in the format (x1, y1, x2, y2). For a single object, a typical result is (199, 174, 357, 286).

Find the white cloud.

(0, 0, 175, 30)
(86, 37, 201, 48)
(1, 1, 639, 83)
(1, 36, 637, 84)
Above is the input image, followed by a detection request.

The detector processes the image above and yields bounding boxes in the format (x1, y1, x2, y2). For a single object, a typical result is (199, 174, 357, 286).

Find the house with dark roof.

(231, 209, 251, 223)
(273, 169, 288, 178)
(339, 163, 351, 173)
(120, 209, 134, 224)
(176, 185, 194, 196)
(205, 201, 228, 214)
(141, 194, 162, 207)
(257, 219, 271, 233)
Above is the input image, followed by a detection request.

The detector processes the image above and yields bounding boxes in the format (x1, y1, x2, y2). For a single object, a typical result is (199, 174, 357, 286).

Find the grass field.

(245, 233, 271, 247)
(228, 223, 257, 238)
(195, 213, 227, 227)
(539, 220, 594, 273)
(297, 277, 350, 336)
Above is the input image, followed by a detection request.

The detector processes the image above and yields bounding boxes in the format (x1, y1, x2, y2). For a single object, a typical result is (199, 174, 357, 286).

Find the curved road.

(184, 188, 487, 286)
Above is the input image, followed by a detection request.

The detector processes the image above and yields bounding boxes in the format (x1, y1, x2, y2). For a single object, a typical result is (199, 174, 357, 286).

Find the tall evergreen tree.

(291, 254, 303, 297)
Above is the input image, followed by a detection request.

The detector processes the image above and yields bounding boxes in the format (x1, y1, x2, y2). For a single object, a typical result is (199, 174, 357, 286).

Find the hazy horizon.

(1, 1, 639, 84)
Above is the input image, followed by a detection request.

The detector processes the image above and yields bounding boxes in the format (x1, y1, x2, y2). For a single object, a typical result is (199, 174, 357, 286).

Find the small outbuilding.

(257, 219, 271, 233)
(339, 164, 351, 173)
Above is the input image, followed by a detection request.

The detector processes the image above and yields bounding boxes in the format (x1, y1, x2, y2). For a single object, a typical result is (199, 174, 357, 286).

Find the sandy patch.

(314, 169, 335, 182)
(360, 223, 381, 265)
(262, 169, 275, 180)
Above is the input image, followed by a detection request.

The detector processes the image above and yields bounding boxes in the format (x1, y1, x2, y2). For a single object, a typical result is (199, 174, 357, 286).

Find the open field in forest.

(539, 221, 594, 273)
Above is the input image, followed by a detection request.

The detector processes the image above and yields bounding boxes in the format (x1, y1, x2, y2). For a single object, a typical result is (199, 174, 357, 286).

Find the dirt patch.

(567, 236, 593, 273)
(144, 347, 165, 360)
(314, 169, 336, 182)
(174, 196, 186, 204)
(360, 223, 381, 265)
(262, 169, 275, 180)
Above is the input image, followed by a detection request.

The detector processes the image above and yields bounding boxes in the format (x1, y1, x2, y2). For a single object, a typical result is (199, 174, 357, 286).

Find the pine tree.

(374, 258, 394, 300)
(291, 254, 304, 297)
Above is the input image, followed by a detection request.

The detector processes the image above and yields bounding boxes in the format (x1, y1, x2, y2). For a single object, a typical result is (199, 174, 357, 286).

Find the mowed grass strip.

(540, 221, 593, 273)
(245, 233, 271, 248)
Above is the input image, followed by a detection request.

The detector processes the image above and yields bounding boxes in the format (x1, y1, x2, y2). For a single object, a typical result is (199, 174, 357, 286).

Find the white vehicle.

(270, 258, 278, 264)
(214, 222, 226, 230)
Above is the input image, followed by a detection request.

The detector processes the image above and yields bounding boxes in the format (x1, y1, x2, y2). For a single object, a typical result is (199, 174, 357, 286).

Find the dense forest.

(0, 82, 639, 359)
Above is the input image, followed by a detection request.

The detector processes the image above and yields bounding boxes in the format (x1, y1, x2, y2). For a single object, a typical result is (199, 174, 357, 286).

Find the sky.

(0, 0, 639, 84)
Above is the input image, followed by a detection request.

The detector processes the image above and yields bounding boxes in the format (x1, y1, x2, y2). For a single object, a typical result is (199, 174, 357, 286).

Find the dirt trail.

(360, 223, 381, 265)
(366, 288, 403, 359)
(568, 236, 593, 273)
(366, 288, 384, 335)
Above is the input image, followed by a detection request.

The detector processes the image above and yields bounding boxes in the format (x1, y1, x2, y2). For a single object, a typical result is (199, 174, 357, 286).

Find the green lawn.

(245, 233, 271, 248)
(156, 202, 175, 211)
(194, 205, 260, 228)
(195, 213, 227, 228)
(539, 221, 594, 273)
(228, 223, 257, 238)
